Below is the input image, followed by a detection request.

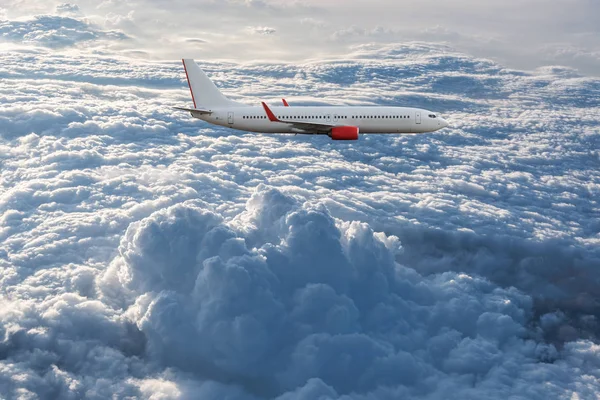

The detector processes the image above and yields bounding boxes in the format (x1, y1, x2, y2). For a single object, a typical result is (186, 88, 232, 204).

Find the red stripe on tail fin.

(182, 59, 197, 108)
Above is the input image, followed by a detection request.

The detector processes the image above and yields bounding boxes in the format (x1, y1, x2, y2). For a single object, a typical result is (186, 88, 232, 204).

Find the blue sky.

(0, 2, 599, 399)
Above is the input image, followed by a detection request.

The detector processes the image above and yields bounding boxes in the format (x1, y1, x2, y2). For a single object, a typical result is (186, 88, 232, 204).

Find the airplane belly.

(235, 123, 294, 134)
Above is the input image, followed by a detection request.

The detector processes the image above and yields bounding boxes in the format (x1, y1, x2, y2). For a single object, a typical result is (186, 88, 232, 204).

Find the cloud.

(0, 44, 599, 398)
(55, 3, 82, 17)
(0, 15, 128, 48)
(248, 26, 276, 35)
(185, 38, 207, 44)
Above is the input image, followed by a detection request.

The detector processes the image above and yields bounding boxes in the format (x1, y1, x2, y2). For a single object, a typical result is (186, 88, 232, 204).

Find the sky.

(1, 0, 600, 74)
(0, 1, 600, 399)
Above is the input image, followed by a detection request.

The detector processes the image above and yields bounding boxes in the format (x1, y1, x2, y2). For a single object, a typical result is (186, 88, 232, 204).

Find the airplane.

(175, 59, 449, 140)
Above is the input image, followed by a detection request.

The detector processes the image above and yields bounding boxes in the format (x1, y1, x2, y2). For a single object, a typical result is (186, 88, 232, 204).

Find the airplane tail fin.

(181, 59, 241, 108)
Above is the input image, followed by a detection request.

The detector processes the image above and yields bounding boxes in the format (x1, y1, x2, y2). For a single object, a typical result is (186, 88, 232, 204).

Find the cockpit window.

(428, 114, 437, 118)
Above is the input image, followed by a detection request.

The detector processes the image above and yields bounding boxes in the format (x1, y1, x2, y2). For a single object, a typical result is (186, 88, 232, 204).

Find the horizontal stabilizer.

(173, 106, 213, 114)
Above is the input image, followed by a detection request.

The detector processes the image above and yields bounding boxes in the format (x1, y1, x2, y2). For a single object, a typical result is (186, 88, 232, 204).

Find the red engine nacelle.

(330, 126, 359, 141)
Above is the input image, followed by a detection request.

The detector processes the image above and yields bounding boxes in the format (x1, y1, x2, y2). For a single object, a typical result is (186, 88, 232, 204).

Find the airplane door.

(326, 114, 331, 123)
(228, 112, 234, 125)
(333, 114, 338, 123)
(415, 111, 421, 124)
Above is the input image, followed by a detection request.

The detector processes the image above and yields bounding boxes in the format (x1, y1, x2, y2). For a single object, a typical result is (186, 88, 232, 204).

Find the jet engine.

(330, 126, 359, 140)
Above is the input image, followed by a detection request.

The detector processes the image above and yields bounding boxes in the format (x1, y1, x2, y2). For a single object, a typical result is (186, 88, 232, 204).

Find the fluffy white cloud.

(0, 15, 127, 48)
(0, 36, 599, 400)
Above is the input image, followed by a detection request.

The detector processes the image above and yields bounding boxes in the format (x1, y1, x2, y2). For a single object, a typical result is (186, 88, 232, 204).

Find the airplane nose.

(439, 118, 449, 128)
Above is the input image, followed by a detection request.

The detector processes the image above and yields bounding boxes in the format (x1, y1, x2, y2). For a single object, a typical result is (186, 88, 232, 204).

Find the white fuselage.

(191, 106, 448, 134)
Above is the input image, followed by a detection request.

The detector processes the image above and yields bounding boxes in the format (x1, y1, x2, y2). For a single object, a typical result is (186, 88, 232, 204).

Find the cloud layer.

(0, 41, 599, 399)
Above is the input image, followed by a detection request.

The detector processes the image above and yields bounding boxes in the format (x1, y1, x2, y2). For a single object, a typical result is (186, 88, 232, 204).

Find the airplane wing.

(262, 102, 336, 134)
(173, 106, 213, 115)
(282, 99, 290, 107)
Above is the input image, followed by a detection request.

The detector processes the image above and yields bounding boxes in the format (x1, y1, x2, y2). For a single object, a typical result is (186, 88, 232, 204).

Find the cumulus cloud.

(0, 43, 599, 399)
(0, 15, 128, 48)
(55, 3, 82, 17)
